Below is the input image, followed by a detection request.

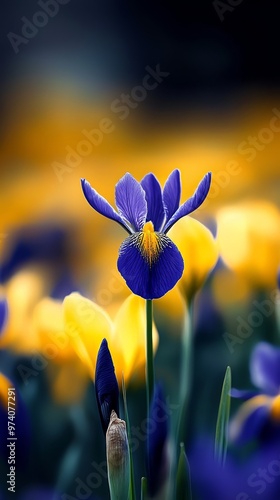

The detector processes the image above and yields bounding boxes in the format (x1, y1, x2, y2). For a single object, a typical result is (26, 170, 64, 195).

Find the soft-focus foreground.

(1, 3, 280, 499)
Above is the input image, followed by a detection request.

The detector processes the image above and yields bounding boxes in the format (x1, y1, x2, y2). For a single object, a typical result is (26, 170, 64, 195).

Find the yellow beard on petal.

(138, 221, 164, 267)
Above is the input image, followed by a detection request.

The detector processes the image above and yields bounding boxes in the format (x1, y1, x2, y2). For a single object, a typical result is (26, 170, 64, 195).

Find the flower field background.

(1, 2, 280, 499)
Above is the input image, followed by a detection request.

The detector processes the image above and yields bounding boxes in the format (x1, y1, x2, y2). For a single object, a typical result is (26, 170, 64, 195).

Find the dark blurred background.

(1, 1, 280, 499)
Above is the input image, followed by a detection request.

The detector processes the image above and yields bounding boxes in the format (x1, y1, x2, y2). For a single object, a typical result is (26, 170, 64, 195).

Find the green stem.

(177, 300, 194, 446)
(146, 299, 154, 414)
(141, 477, 148, 500)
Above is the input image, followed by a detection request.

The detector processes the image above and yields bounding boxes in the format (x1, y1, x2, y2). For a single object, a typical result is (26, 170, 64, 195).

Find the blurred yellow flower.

(0, 372, 11, 409)
(169, 217, 219, 301)
(217, 201, 280, 289)
(32, 296, 89, 404)
(0, 267, 51, 353)
(63, 292, 158, 384)
(33, 297, 77, 363)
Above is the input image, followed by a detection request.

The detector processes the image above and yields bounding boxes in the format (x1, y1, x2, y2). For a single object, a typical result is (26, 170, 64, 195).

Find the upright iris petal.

(164, 172, 212, 233)
(81, 179, 129, 232)
(115, 173, 147, 231)
(162, 169, 181, 221)
(141, 173, 165, 231)
(81, 169, 211, 299)
(95, 339, 119, 434)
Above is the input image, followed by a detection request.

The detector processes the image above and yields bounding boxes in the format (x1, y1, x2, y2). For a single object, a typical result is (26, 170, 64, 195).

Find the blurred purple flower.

(146, 383, 169, 497)
(81, 170, 211, 299)
(231, 342, 280, 444)
(189, 437, 280, 500)
(0, 297, 8, 335)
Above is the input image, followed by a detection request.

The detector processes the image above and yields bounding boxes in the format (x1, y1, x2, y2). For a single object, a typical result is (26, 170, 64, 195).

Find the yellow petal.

(155, 286, 186, 338)
(32, 297, 77, 362)
(113, 294, 158, 384)
(0, 373, 12, 409)
(63, 292, 114, 379)
(170, 217, 218, 300)
(217, 201, 280, 288)
(0, 268, 50, 352)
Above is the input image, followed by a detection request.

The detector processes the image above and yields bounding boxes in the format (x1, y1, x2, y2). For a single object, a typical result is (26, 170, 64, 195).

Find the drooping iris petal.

(0, 297, 8, 335)
(115, 173, 147, 231)
(230, 396, 270, 444)
(117, 232, 184, 299)
(162, 169, 181, 221)
(147, 384, 169, 497)
(141, 173, 165, 231)
(164, 172, 212, 233)
(250, 342, 280, 395)
(81, 179, 130, 232)
(95, 339, 119, 434)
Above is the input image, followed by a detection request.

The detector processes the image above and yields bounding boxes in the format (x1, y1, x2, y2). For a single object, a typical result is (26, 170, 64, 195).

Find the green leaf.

(176, 443, 192, 500)
(141, 477, 147, 500)
(122, 375, 136, 500)
(214, 366, 232, 466)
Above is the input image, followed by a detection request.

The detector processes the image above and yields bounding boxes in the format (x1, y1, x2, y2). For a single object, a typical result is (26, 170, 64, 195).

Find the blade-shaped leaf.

(176, 442, 192, 500)
(215, 366, 232, 466)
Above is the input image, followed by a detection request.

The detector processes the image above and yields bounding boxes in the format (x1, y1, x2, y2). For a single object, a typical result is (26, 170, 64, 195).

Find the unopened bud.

(106, 410, 130, 500)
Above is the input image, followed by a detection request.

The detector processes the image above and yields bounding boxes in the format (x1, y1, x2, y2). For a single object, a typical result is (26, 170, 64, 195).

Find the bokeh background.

(1, 1, 280, 499)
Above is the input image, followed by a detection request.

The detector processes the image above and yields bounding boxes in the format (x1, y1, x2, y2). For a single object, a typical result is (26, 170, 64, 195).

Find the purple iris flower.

(81, 170, 211, 299)
(189, 437, 280, 500)
(95, 339, 119, 434)
(230, 342, 280, 444)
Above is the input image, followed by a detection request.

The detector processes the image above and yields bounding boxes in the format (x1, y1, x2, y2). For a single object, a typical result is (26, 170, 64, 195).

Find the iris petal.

(250, 342, 280, 395)
(141, 173, 165, 231)
(117, 232, 184, 299)
(95, 339, 119, 434)
(115, 173, 147, 231)
(0, 298, 8, 335)
(81, 179, 130, 232)
(230, 388, 260, 400)
(230, 398, 270, 444)
(164, 172, 212, 233)
(162, 169, 181, 222)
